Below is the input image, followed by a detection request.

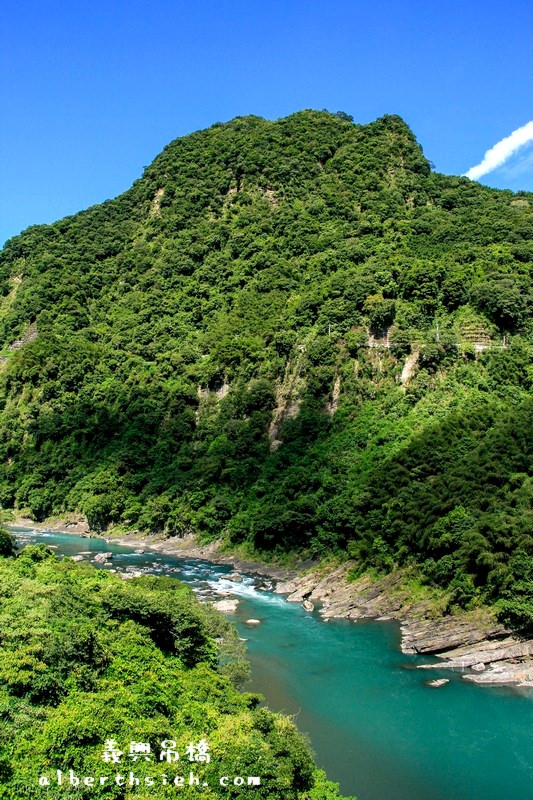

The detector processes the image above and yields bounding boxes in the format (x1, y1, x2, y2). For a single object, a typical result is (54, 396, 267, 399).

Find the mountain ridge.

(0, 109, 531, 624)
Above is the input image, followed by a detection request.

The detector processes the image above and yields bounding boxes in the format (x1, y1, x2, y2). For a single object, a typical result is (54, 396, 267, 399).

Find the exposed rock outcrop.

(400, 615, 508, 655)
(326, 375, 341, 416)
(275, 563, 533, 688)
(149, 187, 164, 216)
(400, 346, 419, 385)
(8, 322, 38, 352)
(268, 352, 306, 449)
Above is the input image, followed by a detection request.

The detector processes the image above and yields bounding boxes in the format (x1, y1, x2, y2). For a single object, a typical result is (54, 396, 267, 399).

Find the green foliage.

(0, 526, 15, 557)
(0, 109, 531, 621)
(0, 553, 353, 798)
(471, 278, 530, 331)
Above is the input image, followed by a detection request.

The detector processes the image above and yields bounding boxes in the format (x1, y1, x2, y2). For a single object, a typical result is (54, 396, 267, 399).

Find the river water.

(11, 528, 533, 800)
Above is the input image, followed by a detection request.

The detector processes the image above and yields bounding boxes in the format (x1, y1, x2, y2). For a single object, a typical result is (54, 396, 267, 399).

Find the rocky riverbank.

(274, 564, 533, 688)
(106, 534, 533, 689)
(110, 533, 302, 582)
(10, 518, 533, 689)
(10, 518, 302, 582)
(11, 515, 91, 536)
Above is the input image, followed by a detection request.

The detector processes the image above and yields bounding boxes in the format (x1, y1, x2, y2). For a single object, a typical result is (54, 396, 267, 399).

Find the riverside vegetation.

(0, 533, 352, 799)
(0, 110, 531, 628)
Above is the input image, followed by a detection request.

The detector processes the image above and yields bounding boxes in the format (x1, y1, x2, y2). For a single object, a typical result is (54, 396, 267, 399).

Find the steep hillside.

(0, 110, 531, 622)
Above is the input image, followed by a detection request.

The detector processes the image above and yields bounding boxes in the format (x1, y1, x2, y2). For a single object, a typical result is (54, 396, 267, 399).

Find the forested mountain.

(0, 110, 531, 622)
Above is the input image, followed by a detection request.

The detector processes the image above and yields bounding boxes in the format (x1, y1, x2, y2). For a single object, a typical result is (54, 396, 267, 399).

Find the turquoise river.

(11, 528, 533, 800)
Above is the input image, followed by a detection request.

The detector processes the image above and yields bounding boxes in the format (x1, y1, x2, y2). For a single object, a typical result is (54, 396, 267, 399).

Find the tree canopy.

(0, 545, 352, 799)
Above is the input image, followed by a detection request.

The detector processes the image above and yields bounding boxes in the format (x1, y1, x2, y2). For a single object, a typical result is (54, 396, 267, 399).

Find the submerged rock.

(245, 619, 261, 625)
(426, 679, 450, 688)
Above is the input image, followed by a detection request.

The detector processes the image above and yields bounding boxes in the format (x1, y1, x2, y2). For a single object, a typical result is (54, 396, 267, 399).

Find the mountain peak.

(0, 111, 531, 627)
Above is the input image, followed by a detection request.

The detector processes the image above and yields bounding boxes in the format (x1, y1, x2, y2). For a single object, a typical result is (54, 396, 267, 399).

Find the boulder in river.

(70, 555, 85, 562)
(213, 598, 239, 613)
(245, 618, 261, 625)
(228, 572, 243, 582)
(426, 679, 450, 688)
(302, 600, 314, 612)
(93, 552, 113, 564)
(119, 569, 144, 580)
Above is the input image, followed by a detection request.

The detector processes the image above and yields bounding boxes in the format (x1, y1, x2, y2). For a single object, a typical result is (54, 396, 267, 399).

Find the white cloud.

(463, 121, 533, 180)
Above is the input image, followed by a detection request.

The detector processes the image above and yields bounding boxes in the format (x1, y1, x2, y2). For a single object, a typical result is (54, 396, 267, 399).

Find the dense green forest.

(0, 536, 351, 799)
(0, 110, 531, 622)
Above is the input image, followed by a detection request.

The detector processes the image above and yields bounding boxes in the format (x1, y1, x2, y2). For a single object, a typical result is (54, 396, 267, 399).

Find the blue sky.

(1, 0, 532, 245)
